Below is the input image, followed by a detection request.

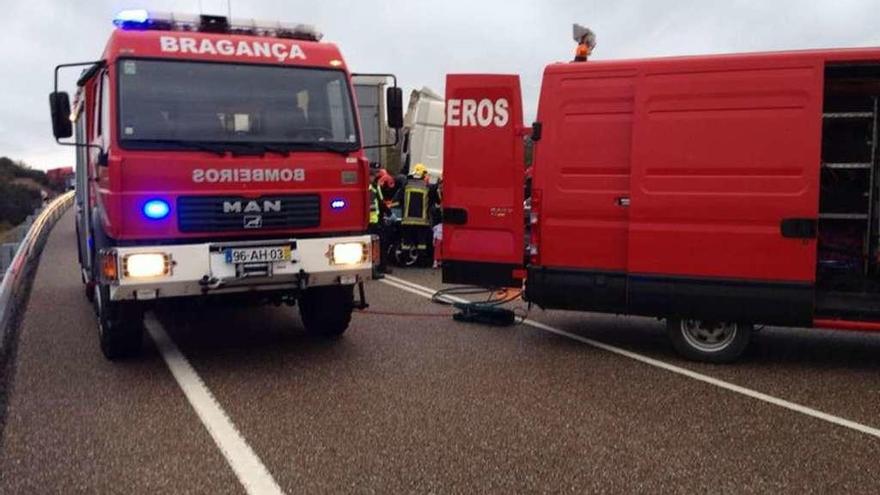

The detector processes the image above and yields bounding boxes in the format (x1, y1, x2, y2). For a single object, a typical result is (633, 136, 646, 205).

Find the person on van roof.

(573, 24, 596, 62)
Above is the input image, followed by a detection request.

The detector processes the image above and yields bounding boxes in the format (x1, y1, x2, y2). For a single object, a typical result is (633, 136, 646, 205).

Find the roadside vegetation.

(0, 157, 50, 239)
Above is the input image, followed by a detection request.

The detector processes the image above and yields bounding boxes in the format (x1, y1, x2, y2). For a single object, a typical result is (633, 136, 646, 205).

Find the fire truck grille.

(176, 195, 321, 233)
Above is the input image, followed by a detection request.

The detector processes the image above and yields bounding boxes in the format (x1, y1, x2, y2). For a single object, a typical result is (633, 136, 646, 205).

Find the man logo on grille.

(224, 200, 282, 213)
(243, 215, 263, 229)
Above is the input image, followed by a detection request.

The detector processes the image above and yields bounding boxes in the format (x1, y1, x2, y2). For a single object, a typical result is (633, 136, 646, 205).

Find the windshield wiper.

(123, 139, 228, 156)
(125, 139, 354, 157)
(231, 142, 354, 156)
(181, 141, 230, 156)
(262, 144, 291, 157)
(289, 142, 355, 155)
(227, 143, 290, 158)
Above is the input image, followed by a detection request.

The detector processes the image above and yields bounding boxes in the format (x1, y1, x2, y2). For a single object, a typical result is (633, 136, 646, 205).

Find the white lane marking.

(381, 277, 445, 300)
(145, 314, 285, 495)
(381, 275, 880, 440)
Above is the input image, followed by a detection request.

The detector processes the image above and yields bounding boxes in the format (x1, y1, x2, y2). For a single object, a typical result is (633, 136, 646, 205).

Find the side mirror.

(49, 92, 73, 139)
(386, 86, 404, 130)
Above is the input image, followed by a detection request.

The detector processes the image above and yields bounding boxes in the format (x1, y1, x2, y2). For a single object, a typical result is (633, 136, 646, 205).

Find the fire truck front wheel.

(666, 318, 752, 363)
(95, 284, 144, 360)
(298, 285, 354, 338)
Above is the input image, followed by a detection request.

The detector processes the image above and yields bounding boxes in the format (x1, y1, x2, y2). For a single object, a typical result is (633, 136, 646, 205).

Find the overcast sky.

(3, 0, 879, 169)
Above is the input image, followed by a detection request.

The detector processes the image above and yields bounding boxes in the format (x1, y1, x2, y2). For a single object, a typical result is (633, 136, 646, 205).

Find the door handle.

(443, 207, 468, 225)
(615, 196, 630, 207)
(780, 218, 817, 239)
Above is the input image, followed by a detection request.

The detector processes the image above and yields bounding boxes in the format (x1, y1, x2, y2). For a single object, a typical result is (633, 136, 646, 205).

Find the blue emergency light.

(143, 199, 170, 220)
(110, 10, 323, 40)
(113, 9, 151, 29)
(330, 199, 347, 210)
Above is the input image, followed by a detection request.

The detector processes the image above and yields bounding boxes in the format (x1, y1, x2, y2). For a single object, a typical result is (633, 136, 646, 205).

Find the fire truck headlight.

(124, 253, 171, 279)
(143, 199, 170, 220)
(331, 242, 367, 265)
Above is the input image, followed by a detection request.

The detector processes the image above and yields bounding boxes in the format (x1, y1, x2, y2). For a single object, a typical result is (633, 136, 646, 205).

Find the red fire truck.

(46, 166, 75, 191)
(442, 48, 880, 362)
(49, 11, 403, 359)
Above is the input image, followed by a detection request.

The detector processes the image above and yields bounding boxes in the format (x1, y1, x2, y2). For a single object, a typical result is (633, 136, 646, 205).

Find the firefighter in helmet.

(393, 163, 434, 251)
(412, 163, 430, 183)
(376, 168, 396, 207)
(368, 165, 392, 277)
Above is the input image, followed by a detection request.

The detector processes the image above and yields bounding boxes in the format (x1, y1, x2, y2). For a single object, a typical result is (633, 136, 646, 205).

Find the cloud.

(1, 0, 878, 169)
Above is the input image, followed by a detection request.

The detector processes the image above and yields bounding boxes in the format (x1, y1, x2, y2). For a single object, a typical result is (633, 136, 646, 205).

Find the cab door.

(74, 110, 91, 274)
(441, 75, 525, 287)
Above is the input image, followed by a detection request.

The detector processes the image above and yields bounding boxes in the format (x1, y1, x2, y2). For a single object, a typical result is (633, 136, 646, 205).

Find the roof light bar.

(113, 10, 195, 31)
(229, 19, 323, 41)
(112, 10, 323, 41)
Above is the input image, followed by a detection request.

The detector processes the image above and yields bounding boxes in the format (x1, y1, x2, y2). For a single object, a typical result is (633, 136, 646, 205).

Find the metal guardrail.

(0, 191, 75, 358)
(2, 218, 38, 272)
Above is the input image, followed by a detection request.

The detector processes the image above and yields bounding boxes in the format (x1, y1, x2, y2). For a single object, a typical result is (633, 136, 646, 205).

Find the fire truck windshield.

(116, 59, 359, 152)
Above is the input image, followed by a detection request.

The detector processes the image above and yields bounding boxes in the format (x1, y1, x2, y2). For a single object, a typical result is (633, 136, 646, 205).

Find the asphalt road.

(1, 211, 879, 493)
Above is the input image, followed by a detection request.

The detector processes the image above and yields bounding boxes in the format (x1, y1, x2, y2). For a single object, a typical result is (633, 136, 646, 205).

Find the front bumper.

(106, 235, 373, 301)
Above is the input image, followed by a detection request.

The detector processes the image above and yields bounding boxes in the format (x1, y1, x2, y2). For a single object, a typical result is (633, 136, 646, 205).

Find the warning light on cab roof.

(112, 10, 323, 41)
(113, 9, 150, 28)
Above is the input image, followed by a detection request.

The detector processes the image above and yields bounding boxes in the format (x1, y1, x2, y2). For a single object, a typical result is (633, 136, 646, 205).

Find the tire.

(385, 242, 398, 267)
(299, 285, 354, 338)
(395, 247, 420, 267)
(88, 210, 112, 305)
(84, 281, 95, 303)
(666, 318, 752, 364)
(95, 283, 144, 360)
(417, 246, 434, 268)
(89, 212, 142, 359)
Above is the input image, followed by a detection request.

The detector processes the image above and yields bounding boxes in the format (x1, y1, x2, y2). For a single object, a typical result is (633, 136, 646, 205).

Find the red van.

(441, 48, 880, 362)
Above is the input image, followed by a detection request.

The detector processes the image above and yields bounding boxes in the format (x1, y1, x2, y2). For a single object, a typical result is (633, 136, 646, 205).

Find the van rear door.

(441, 74, 525, 287)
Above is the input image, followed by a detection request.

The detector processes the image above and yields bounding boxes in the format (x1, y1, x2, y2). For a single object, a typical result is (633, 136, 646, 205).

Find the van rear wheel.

(299, 285, 354, 338)
(667, 318, 751, 363)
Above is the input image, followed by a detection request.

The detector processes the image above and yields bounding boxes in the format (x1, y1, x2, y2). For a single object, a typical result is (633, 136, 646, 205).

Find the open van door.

(441, 74, 526, 287)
